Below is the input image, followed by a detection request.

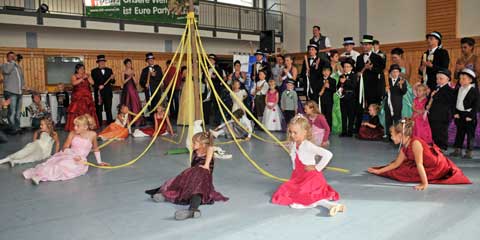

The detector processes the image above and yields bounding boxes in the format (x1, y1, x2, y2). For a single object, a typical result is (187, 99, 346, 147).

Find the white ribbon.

(358, 74, 365, 107)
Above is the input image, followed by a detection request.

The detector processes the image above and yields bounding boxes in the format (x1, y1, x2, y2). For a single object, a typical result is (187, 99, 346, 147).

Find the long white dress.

(262, 90, 283, 131)
(0, 132, 54, 165)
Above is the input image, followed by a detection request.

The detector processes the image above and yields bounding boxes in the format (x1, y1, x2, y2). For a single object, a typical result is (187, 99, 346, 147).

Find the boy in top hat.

(91, 54, 115, 125)
(338, 58, 357, 137)
(301, 44, 322, 102)
(450, 68, 479, 158)
(319, 65, 337, 128)
(140, 52, 164, 118)
(281, 79, 298, 125)
(384, 64, 407, 138)
(426, 68, 455, 151)
(455, 37, 480, 81)
(309, 26, 333, 63)
(419, 31, 450, 91)
(355, 34, 386, 106)
(340, 37, 360, 63)
(251, 50, 271, 82)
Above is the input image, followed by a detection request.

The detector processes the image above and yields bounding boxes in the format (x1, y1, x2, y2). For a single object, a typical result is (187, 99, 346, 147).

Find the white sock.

(0, 157, 11, 165)
(317, 199, 338, 210)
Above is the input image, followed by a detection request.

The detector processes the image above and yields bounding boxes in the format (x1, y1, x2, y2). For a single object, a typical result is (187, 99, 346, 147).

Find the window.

(45, 56, 84, 85)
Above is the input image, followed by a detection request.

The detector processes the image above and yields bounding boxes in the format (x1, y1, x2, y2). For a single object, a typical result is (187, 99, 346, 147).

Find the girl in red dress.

(272, 115, 345, 216)
(132, 105, 174, 137)
(358, 103, 384, 140)
(144, 132, 228, 220)
(65, 64, 99, 131)
(368, 119, 471, 191)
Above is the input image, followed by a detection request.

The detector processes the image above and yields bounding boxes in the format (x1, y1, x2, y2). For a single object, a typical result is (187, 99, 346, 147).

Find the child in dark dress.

(145, 132, 228, 220)
(358, 104, 384, 140)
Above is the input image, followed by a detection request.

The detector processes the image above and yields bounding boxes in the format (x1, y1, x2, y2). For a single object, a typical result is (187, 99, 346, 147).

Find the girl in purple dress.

(121, 58, 144, 126)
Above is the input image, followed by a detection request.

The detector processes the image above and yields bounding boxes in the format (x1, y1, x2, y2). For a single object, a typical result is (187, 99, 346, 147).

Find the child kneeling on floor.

(209, 109, 253, 140)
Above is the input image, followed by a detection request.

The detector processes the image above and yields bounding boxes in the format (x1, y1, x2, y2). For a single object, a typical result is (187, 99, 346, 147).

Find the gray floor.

(0, 128, 479, 240)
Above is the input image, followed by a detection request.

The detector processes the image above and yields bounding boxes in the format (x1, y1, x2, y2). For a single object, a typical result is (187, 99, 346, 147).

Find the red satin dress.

(374, 137, 471, 184)
(65, 75, 99, 131)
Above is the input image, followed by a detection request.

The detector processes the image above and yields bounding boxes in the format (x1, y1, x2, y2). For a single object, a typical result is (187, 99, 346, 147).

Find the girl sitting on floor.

(98, 104, 131, 141)
(145, 132, 228, 220)
(368, 118, 471, 190)
(23, 114, 110, 184)
(271, 115, 345, 216)
(358, 104, 384, 141)
(133, 105, 174, 137)
(0, 118, 59, 167)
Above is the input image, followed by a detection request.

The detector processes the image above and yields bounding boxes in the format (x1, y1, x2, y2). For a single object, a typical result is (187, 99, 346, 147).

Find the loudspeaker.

(260, 30, 275, 53)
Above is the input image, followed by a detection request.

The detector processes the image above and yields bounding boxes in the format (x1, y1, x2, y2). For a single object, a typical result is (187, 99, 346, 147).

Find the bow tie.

(256, 62, 262, 64)
(345, 52, 350, 56)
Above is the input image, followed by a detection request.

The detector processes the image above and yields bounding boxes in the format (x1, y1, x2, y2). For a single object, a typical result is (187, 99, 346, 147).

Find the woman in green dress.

(329, 51, 343, 134)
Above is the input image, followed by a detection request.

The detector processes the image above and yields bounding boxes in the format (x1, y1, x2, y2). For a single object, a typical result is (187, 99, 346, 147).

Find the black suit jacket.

(250, 61, 271, 82)
(300, 56, 322, 98)
(355, 52, 386, 103)
(91, 67, 115, 97)
(429, 84, 455, 122)
(454, 86, 479, 119)
(140, 65, 163, 91)
(387, 78, 407, 116)
(319, 76, 337, 105)
(418, 48, 450, 90)
(337, 72, 357, 100)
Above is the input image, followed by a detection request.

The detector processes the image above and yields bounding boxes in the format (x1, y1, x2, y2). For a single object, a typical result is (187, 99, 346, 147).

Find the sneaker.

(329, 204, 346, 217)
(174, 209, 201, 220)
(152, 193, 165, 202)
(214, 152, 232, 160)
(32, 177, 40, 185)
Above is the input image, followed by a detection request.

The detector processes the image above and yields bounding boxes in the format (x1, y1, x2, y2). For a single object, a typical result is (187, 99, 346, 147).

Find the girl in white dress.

(0, 118, 60, 167)
(262, 79, 284, 131)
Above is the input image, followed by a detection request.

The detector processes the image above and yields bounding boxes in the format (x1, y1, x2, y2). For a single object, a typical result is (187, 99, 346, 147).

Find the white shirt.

(239, 115, 253, 138)
(429, 46, 438, 55)
(392, 78, 398, 86)
(289, 140, 332, 172)
(101, 69, 105, 75)
(312, 36, 332, 48)
(252, 80, 269, 95)
(340, 50, 360, 63)
(231, 89, 248, 111)
(456, 84, 474, 112)
(363, 51, 373, 63)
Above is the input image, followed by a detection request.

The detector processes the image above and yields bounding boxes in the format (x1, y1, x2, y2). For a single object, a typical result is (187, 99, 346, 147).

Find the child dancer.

(384, 64, 407, 138)
(450, 69, 479, 158)
(0, 118, 60, 167)
(133, 105, 174, 137)
(28, 92, 51, 129)
(368, 119, 471, 190)
(262, 79, 283, 131)
(358, 104, 384, 140)
(319, 65, 337, 128)
(210, 109, 253, 140)
(338, 58, 357, 137)
(23, 114, 109, 184)
(98, 104, 131, 141)
(145, 132, 228, 220)
(412, 84, 433, 144)
(272, 115, 345, 216)
(281, 79, 298, 125)
(231, 79, 248, 112)
(304, 100, 330, 147)
(251, 70, 269, 121)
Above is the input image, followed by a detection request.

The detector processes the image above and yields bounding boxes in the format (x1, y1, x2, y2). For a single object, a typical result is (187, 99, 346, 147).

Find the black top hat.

(389, 64, 402, 73)
(286, 79, 296, 85)
(341, 58, 355, 68)
(361, 35, 374, 44)
(96, 55, 106, 63)
(343, 37, 355, 45)
(254, 49, 264, 55)
(459, 68, 476, 80)
(208, 54, 217, 61)
(145, 52, 155, 61)
(436, 68, 451, 79)
(426, 31, 443, 46)
(307, 43, 319, 51)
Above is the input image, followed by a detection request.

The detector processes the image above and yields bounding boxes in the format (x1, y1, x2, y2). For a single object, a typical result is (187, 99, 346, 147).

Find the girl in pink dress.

(412, 84, 433, 144)
(23, 114, 110, 184)
(304, 100, 330, 147)
(272, 115, 345, 216)
(262, 79, 284, 131)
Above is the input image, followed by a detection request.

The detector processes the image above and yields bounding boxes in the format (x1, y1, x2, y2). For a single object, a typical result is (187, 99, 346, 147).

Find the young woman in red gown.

(368, 119, 471, 190)
(65, 64, 99, 131)
(271, 115, 345, 216)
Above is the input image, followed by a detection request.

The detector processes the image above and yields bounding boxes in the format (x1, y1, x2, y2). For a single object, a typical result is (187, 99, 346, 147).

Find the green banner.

(85, 0, 198, 24)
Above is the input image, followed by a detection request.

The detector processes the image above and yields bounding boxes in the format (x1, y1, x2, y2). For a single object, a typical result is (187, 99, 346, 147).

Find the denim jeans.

(3, 91, 22, 130)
